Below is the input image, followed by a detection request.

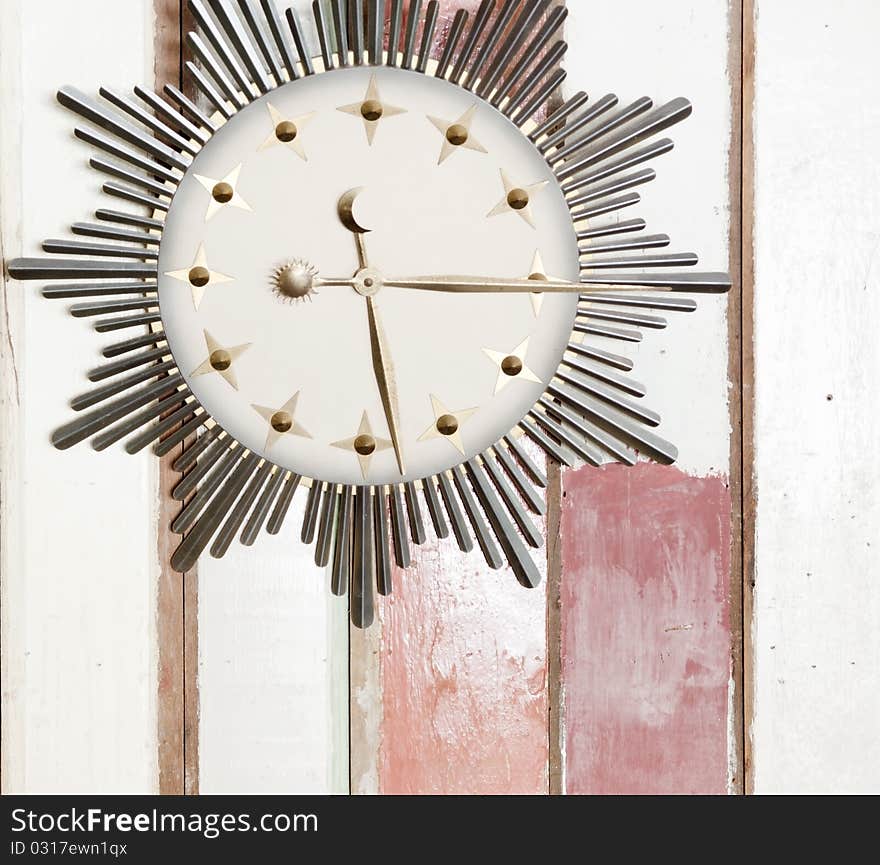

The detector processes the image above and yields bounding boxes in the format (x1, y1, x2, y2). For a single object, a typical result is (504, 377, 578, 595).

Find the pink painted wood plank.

(560, 463, 732, 795)
(378, 532, 548, 795)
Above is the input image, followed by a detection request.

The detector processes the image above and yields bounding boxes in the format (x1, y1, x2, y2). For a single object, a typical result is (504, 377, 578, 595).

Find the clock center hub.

(353, 267, 383, 297)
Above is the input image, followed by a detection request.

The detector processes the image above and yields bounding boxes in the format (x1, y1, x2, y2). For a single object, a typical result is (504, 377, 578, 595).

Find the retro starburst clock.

(8, 0, 731, 627)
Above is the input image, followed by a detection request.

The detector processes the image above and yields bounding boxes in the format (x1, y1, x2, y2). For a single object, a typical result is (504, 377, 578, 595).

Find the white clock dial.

(158, 66, 579, 486)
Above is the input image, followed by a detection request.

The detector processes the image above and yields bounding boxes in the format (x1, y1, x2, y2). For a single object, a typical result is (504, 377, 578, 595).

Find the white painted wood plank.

(751, 0, 880, 794)
(0, 0, 159, 793)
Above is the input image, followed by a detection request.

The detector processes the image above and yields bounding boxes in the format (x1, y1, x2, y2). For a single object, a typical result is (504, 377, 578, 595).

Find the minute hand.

(382, 272, 731, 294)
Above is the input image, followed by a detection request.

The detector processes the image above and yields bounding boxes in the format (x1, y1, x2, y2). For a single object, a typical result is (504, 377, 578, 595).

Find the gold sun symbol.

(271, 258, 319, 304)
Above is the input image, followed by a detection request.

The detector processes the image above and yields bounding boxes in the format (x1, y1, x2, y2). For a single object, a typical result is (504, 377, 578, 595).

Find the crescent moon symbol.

(337, 186, 371, 234)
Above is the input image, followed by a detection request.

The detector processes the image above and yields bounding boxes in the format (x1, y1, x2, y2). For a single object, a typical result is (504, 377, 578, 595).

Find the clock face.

(158, 67, 579, 486)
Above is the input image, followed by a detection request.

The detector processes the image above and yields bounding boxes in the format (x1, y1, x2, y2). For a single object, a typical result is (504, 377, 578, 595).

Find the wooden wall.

(2, 0, 877, 795)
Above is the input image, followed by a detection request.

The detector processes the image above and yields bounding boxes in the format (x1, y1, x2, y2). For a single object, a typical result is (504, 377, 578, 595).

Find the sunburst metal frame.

(6, 0, 731, 628)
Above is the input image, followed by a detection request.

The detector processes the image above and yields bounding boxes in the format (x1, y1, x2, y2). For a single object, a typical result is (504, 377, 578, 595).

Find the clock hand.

(365, 296, 406, 476)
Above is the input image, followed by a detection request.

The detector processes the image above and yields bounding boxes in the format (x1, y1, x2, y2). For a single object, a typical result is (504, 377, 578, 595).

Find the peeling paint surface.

(561, 463, 732, 795)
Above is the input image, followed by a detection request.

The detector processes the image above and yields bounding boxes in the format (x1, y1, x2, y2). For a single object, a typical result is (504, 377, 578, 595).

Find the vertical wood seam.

(546, 461, 563, 795)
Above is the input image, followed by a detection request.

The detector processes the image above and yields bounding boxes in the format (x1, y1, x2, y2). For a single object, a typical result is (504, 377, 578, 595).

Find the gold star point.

(190, 329, 252, 390)
(164, 243, 233, 310)
(194, 164, 252, 222)
(483, 337, 542, 395)
(417, 394, 478, 456)
(252, 390, 311, 451)
(527, 249, 548, 317)
(427, 104, 487, 164)
(487, 169, 549, 228)
(331, 410, 392, 480)
(337, 74, 406, 146)
(259, 103, 316, 161)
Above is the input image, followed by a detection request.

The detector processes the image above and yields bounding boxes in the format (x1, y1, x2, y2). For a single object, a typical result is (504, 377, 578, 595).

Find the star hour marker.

(418, 395, 478, 456)
(427, 105, 487, 164)
(337, 74, 406, 145)
(259, 103, 315, 160)
(483, 338, 542, 395)
(194, 164, 252, 221)
(332, 411, 393, 480)
(164, 243, 232, 310)
(527, 250, 549, 317)
(487, 170, 549, 228)
(190, 330, 252, 390)
(252, 391, 311, 451)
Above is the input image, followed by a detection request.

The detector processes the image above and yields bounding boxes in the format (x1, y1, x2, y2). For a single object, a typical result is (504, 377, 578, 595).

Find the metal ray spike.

(88, 346, 169, 382)
(123, 399, 199, 454)
(132, 86, 210, 145)
(491, 443, 545, 515)
(171, 454, 257, 571)
(507, 49, 567, 125)
(450, 0, 494, 84)
(576, 307, 667, 330)
(422, 475, 449, 539)
(403, 481, 427, 545)
(465, 460, 542, 587)
(103, 181, 170, 212)
(567, 342, 633, 372)
(266, 472, 302, 534)
(313, 0, 334, 69)
(541, 390, 637, 465)
(367, 0, 384, 65)
(504, 434, 547, 487)
(556, 97, 693, 181)
(477, 455, 542, 549)
(185, 60, 235, 119)
(186, 32, 247, 110)
(529, 90, 589, 144)
(191, 0, 258, 98)
(331, 485, 353, 596)
(211, 460, 271, 558)
(154, 411, 208, 457)
(416, 1, 439, 73)
(554, 368, 661, 426)
(576, 218, 646, 241)
(73, 128, 180, 184)
(538, 92, 618, 153)
(386, 0, 403, 66)
(529, 408, 604, 466)
(467, 0, 517, 88)
(172, 448, 246, 531)
(71, 297, 159, 319)
(260, 0, 299, 80)
(46, 235, 158, 260)
(96, 209, 164, 231)
(570, 191, 641, 222)
(164, 84, 219, 133)
(98, 88, 199, 157)
(91, 389, 189, 451)
(389, 484, 411, 568)
(238, 0, 285, 84)
(43, 281, 158, 300)
(578, 292, 698, 313)
(331, 0, 351, 67)
(563, 139, 674, 196)
(518, 417, 575, 466)
(451, 464, 502, 569)
(351, 486, 375, 629)
(579, 233, 669, 257)
(52, 374, 183, 450)
(492, 5, 567, 107)
(56, 87, 190, 172)
(581, 251, 698, 271)
(285, 6, 315, 75)
(172, 436, 232, 497)
(401, 0, 421, 69)
(71, 223, 160, 246)
(437, 471, 473, 552)
(374, 490, 392, 596)
(301, 481, 323, 543)
(348, 0, 365, 66)
(580, 272, 732, 293)
(315, 483, 339, 566)
(566, 168, 655, 210)
(172, 425, 222, 471)
(70, 361, 176, 411)
(241, 468, 285, 546)
(7, 258, 155, 280)
(435, 8, 467, 79)
(478, 0, 547, 99)
(560, 354, 646, 398)
(94, 312, 162, 333)
(573, 321, 642, 342)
